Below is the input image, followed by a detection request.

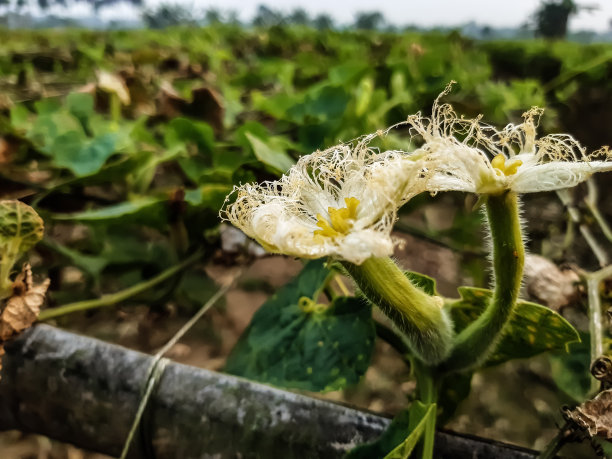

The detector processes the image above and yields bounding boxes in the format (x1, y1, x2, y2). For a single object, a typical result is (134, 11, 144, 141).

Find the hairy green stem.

(38, 250, 203, 321)
(342, 257, 453, 364)
(439, 191, 524, 372)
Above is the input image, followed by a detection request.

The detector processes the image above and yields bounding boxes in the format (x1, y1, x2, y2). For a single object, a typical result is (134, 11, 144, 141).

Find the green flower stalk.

(439, 191, 524, 371)
(343, 257, 454, 364)
(222, 133, 455, 364)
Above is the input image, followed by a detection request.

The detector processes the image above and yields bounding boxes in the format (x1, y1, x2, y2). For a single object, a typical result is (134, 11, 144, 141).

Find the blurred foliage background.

(0, 1, 611, 457)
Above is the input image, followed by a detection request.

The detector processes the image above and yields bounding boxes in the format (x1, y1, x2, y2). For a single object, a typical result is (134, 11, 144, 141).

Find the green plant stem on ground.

(414, 362, 438, 459)
(538, 424, 567, 459)
(438, 191, 525, 373)
(38, 249, 203, 321)
(342, 257, 454, 364)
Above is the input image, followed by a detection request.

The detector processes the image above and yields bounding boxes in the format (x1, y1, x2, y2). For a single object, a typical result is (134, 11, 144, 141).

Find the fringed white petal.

(512, 161, 612, 193)
(221, 133, 426, 264)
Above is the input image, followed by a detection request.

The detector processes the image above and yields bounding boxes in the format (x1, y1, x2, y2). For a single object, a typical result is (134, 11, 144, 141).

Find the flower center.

(491, 154, 523, 177)
(314, 197, 360, 238)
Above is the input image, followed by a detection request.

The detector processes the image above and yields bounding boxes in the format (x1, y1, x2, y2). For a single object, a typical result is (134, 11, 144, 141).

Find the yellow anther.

(491, 154, 522, 177)
(314, 214, 340, 238)
(491, 154, 506, 170)
(313, 197, 360, 239)
(504, 159, 522, 175)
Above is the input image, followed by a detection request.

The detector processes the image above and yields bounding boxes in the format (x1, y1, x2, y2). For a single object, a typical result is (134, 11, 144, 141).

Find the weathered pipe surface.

(0, 325, 538, 458)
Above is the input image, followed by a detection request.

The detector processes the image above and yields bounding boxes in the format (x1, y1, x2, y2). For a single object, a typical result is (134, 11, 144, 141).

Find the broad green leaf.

(437, 372, 473, 425)
(184, 184, 233, 211)
(34, 98, 62, 115)
(44, 239, 108, 280)
(66, 92, 94, 123)
(0, 200, 44, 253)
(164, 117, 214, 154)
(448, 287, 580, 367)
(549, 334, 593, 402)
(49, 131, 117, 176)
(245, 132, 295, 173)
(226, 260, 376, 392)
(10, 105, 30, 131)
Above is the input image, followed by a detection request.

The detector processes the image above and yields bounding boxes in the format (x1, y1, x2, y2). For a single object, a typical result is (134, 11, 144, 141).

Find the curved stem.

(439, 192, 524, 372)
(538, 425, 567, 459)
(38, 250, 203, 321)
(342, 257, 453, 364)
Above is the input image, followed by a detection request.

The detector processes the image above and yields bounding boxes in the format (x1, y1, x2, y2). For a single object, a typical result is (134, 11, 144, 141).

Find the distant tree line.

(141, 4, 392, 31)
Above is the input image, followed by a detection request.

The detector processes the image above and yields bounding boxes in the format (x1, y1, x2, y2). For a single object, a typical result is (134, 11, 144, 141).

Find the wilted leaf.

(97, 70, 130, 105)
(0, 264, 50, 379)
(0, 264, 49, 340)
(565, 389, 612, 439)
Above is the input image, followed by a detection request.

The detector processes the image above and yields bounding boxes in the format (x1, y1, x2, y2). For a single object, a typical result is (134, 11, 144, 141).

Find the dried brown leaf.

(565, 389, 612, 439)
(0, 263, 49, 341)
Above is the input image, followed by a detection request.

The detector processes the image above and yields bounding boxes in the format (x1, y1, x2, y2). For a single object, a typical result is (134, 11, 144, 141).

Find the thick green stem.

(38, 250, 203, 321)
(342, 257, 453, 364)
(439, 191, 524, 373)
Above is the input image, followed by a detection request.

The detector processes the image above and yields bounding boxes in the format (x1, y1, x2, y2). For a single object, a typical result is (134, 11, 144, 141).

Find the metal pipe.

(0, 325, 536, 458)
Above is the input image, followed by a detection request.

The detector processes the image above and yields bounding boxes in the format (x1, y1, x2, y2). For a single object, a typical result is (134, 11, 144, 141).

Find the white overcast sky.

(141, 0, 610, 31)
(56, 0, 611, 32)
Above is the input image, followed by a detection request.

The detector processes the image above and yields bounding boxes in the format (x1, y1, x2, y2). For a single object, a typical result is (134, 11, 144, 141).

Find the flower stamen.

(314, 197, 360, 239)
(491, 154, 523, 177)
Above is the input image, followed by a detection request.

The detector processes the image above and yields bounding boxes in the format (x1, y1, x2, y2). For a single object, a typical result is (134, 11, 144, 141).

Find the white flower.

(408, 85, 612, 195)
(221, 133, 426, 265)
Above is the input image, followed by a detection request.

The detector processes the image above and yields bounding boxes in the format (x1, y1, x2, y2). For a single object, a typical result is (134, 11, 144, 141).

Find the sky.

(45, 0, 612, 32)
(143, 0, 611, 32)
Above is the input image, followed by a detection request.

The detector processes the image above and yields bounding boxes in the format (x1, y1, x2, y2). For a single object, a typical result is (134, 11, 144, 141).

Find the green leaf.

(49, 131, 117, 176)
(176, 269, 221, 308)
(384, 403, 436, 459)
(346, 402, 435, 459)
(184, 184, 233, 211)
(244, 132, 295, 173)
(66, 92, 94, 123)
(225, 260, 376, 392)
(53, 196, 163, 222)
(0, 200, 44, 253)
(448, 287, 580, 367)
(10, 105, 30, 131)
(437, 372, 473, 425)
(164, 117, 215, 154)
(549, 334, 593, 402)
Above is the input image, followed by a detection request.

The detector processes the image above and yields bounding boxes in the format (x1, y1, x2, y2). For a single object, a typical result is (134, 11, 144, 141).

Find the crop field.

(0, 24, 611, 458)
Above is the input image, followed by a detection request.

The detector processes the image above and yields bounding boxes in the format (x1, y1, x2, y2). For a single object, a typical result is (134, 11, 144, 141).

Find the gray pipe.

(0, 324, 536, 458)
